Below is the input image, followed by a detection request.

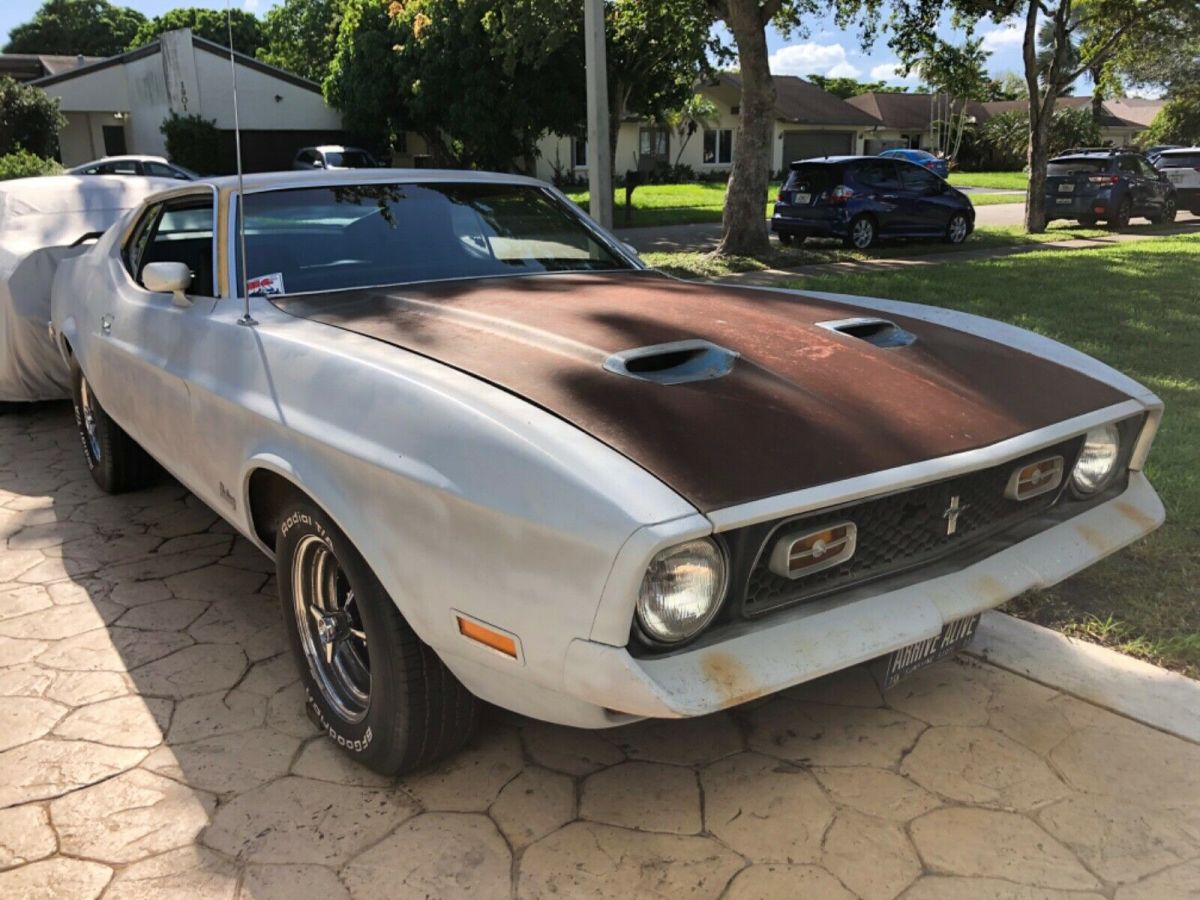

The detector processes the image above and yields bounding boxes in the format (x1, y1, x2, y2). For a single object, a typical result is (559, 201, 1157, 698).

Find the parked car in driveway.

(773, 156, 974, 249)
(1151, 147, 1200, 214)
(1044, 149, 1177, 228)
(293, 145, 379, 170)
(68, 155, 198, 181)
(50, 169, 1164, 774)
(878, 147, 950, 178)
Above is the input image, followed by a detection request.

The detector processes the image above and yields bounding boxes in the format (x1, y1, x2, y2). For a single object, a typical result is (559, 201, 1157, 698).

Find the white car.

(50, 169, 1164, 774)
(68, 155, 199, 181)
(0, 174, 179, 403)
(1153, 147, 1200, 214)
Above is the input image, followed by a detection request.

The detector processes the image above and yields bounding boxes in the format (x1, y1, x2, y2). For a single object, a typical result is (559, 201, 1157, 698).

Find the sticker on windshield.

(247, 272, 285, 297)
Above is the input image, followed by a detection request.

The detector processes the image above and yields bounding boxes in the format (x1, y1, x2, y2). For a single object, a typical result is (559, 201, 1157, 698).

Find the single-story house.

(847, 91, 1165, 152)
(535, 73, 882, 181)
(31, 29, 353, 172)
(0, 53, 102, 83)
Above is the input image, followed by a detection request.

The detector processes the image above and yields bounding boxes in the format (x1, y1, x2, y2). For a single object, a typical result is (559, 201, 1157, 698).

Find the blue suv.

(772, 157, 974, 250)
(1045, 149, 1177, 228)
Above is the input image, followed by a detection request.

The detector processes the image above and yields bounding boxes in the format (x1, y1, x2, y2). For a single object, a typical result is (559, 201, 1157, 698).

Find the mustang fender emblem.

(943, 495, 969, 535)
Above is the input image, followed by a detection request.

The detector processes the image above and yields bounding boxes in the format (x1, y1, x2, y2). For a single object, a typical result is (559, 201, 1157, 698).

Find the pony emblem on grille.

(943, 495, 969, 535)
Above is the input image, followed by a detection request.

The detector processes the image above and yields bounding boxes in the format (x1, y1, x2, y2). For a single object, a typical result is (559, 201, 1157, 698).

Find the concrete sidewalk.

(1, 404, 1198, 898)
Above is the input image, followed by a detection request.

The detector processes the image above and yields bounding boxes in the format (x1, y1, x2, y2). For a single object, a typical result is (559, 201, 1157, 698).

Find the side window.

(145, 161, 179, 179)
(898, 163, 941, 193)
(1118, 156, 1139, 176)
(123, 204, 163, 278)
(1137, 158, 1159, 178)
(855, 160, 900, 190)
(134, 198, 217, 297)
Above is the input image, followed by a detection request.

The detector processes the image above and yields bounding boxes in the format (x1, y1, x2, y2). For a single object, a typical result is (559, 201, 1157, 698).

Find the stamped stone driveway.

(1, 404, 1199, 899)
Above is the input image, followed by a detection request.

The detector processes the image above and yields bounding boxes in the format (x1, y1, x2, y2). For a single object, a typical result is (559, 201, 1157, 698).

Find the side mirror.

(621, 241, 641, 259)
(142, 261, 193, 307)
(312, 159, 324, 168)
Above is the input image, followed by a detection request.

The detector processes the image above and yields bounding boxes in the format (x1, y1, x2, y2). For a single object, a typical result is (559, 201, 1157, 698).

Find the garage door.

(782, 131, 853, 165)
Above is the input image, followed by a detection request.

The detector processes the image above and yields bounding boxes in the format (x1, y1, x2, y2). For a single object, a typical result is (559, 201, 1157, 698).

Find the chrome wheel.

(948, 214, 968, 244)
(78, 376, 101, 462)
(1163, 198, 1177, 223)
(292, 534, 370, 722)
(850, 217, 875, 249)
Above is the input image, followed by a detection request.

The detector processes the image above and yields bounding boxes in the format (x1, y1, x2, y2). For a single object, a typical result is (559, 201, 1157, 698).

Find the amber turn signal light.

(768, 521, 857, 579)
(457, 615, 519, 658)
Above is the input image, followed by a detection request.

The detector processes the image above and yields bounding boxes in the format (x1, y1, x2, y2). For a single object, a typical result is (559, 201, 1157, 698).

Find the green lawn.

(970, 192, 1026, 206)
(641, 221, 1120, 280)
(567, 182, 778, 229)
(948, 171, 1028, 191)
(788, 235, 1200, 677)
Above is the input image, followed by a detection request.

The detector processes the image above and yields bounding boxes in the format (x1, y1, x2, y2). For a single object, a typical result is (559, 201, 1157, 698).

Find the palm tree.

(665, 94, 718, 167)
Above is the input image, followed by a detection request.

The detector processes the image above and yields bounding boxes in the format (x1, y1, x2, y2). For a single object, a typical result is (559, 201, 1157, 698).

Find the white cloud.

(869, 62, 918, 82)
(981, 23, 1024, 50)
(769, 42, 861, 79)
(243, 0, 260, 10)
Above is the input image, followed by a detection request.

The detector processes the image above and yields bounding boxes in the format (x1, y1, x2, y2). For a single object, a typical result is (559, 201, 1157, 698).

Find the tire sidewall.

(69, 359, 109, 483)
(947, 213, 968, 244)
(850, 215, 875, 249)
(275, 501, 405, 769)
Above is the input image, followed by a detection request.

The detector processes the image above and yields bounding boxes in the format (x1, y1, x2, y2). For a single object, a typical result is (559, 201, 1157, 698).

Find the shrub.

(0, 76, 66, 158)
(980, 105, 1102, 170)
(0, 149, 63, 180)
(159, 112, 221, 175)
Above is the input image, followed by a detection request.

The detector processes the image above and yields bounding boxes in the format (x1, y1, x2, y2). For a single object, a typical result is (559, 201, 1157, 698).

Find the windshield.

(238, 182, 630, 296)
(324, 151, 375, 168)
(1047, 158, 1110, 175)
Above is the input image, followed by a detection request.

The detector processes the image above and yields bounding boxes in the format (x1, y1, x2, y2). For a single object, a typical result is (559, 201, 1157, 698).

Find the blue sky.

(2, 1, 1036, 88)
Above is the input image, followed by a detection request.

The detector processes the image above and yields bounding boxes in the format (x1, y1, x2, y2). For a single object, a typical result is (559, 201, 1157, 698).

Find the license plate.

(1058, 183, 1074, 193)
(884, 615, 980, 688)
(1056, 197, 1073, 204)
(794, 192, 811, 204)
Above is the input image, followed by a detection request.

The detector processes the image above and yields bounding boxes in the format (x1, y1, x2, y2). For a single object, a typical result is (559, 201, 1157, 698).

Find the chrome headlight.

(1070, 423, 1121, 495)
(636, 538, 726, 644)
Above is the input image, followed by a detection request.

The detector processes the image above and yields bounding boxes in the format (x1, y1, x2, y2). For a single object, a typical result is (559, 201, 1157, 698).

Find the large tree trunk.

(714, 0, 776, 257)
(1022, 0, 1071, 234)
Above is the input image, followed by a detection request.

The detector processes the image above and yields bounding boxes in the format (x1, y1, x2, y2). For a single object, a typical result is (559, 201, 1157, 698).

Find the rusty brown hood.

(272, 271, 1128, 512)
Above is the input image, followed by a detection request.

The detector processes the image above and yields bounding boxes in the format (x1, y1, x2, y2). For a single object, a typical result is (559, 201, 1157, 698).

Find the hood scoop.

(604, 339, 739, 385)
(819, 317, 917, 348)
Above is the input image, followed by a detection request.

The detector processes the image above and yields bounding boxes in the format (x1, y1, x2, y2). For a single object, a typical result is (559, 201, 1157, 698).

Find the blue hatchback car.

(772, 157, 975, 250)
(879, 147, 951, 179)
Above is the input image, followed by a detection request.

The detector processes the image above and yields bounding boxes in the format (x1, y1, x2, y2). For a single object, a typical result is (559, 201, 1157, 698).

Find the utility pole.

(584, 0, 613, 228)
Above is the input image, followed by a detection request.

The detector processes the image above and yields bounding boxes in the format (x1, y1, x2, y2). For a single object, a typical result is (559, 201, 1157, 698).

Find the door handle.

(101, 314, 113, 335)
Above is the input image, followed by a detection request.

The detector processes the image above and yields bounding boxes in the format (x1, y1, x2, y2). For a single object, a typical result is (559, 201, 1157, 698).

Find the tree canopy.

(805, 74, 906, 98)
(4, 0, 146, 56)
(258, 0, 347, 83)
(128, 8, 265, 54)
(0, 75, 67, 158)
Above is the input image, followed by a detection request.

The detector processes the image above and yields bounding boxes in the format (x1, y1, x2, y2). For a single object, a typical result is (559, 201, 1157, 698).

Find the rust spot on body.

(1076, 524, 1113, 554)
(701, 653, 766, 708)
(974, 574, 1011, 607)
(1115, 501, 1157, 532)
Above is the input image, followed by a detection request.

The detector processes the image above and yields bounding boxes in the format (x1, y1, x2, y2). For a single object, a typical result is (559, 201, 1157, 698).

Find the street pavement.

(2, 405, 1199, 898)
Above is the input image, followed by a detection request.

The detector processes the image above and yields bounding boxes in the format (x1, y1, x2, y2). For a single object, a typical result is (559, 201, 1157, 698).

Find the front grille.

(738, 435, 1085, 617)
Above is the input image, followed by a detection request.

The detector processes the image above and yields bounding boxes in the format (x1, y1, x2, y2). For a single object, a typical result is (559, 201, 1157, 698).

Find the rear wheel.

(777, 232, 793, 247)
(844, 215, 877, 250)
(944, 212, 969, 245)
(1108, 198, 1132, 230)
(69, 359, 156, 493)
(1077, 215, 1097, 227)
(277, 499, 479, 774)
(1149, 196, 1177, 224)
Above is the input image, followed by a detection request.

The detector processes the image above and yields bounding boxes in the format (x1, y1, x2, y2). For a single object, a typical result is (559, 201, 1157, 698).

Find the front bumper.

(561, 471, 1163, 719)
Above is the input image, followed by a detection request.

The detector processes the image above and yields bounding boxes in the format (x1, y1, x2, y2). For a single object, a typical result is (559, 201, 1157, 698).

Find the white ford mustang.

(50, 169, 1164, 773)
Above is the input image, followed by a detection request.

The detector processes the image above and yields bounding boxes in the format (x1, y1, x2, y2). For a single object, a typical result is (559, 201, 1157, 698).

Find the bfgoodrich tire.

(69, 359, 156, 493)
(276, 499, 479, 774)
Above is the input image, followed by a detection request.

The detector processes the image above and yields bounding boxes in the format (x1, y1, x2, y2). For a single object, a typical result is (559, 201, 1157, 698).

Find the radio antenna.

(227, 1, 256, 326)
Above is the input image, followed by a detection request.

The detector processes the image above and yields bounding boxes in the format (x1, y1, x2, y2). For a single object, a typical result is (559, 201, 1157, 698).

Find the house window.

(638, 127, 669, 164)
(703, 129, 734, 165)
(572, 138, 588, 168)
